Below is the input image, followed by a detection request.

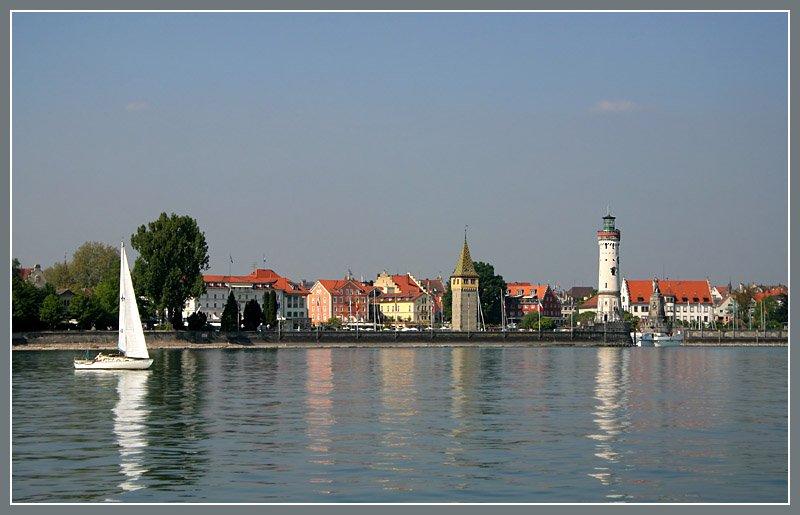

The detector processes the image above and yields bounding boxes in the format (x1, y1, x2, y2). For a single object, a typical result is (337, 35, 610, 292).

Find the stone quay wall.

(13, 329, 787, 349)
(14, 329, 633, 348)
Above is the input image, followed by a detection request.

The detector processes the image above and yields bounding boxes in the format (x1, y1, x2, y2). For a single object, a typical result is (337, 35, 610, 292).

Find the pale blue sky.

(12, 12, 788, 288)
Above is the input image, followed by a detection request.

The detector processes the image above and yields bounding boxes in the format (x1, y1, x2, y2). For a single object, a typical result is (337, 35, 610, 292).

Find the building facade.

(505, 282, 562, 321)
(621, 279, 715, 327)
(308, 278, 378, 326)
(450, 235, 479, 331)
(183, 269, 310, 329)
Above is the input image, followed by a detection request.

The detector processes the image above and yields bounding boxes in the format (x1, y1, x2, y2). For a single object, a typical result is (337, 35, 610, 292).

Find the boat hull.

(636, 332, 683, 347)
(74, 357, 153, 370)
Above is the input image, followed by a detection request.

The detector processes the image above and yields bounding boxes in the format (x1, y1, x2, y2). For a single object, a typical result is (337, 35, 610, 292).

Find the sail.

(118, 243, 149, 359)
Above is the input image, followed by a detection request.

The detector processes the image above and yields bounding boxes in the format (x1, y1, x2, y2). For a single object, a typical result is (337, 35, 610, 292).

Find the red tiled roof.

(203, 269, 308, 294)
(580, 295, 598, 309)
(507, 282, 551, 299)
(376, 291, 424, 302)
(391, 274, 422, 295)
(313, 279, 374, 296)
(626, 280, 712, 304)
(754, 287, 788, 303)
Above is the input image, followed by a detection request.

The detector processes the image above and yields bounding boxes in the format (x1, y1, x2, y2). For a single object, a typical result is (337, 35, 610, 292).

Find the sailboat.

(74, 242, 153, 370)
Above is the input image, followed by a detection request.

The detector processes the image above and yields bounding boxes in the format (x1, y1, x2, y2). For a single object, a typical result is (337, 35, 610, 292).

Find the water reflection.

(305, 349, 336, 493)
(376, 349, 418, 491)
(587, 348, 631, 499)
(112, 371, 151, 494)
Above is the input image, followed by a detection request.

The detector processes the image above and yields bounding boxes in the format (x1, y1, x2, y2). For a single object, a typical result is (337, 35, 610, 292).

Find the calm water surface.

(12, 347, 787, 503)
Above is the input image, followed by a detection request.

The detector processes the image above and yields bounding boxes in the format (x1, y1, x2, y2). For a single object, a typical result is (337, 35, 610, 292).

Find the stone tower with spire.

(450, 233, 480, 332)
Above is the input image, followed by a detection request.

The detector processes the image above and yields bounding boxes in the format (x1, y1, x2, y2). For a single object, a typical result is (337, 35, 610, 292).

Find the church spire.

(453, 234, 479, 277)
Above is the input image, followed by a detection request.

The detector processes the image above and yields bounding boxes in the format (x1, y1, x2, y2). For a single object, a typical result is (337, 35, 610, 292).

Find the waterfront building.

(596, 213, 622, 322)
(183, 269, 310, 329)
(504, 282, 562, 322)
(373, 272, 444, 326)
(308, 278, 378, 326)
(714, 294, 736, 325)
(450, 235, 480, 331)
(375, 290, 432, 326)
(621, 279, 714, 327)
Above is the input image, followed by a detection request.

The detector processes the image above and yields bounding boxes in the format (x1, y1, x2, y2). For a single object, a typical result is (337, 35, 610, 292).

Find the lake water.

(12, 347, 787, 503)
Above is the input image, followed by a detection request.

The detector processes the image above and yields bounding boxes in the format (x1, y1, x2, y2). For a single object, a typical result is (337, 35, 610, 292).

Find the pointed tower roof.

(453, 236, 479, 278)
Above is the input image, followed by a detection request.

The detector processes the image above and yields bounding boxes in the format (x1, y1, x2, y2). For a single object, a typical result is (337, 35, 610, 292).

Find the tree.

(69, 293, 105, 330)
(622, 310, 640, 332)
(242, 299, 262, 331)
(575, 311, 596, 327)
(69, 241, 119, 289)
(730, 286, 757, 327)
(43, 261, 73, 290)
(12, 260, 51, 331)
(131, 213, 210, 329)
(772, 294, 788, 327)
(220, 291, 239, 332)
(262, 290, 278, 327)
(520, 312, 556, 331)
(325, 317, 342, 330)
(474, 262, 507, 325)
(39, 294, 64, 329)
(186, 311, 208, 331)
(92, 274, 120, 329)
(442, 288, 452, 322)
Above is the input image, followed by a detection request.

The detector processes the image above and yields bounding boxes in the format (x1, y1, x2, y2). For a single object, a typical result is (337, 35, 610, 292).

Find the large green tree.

(39, 294, 64, 329)
(69, 241, 119, 289)
(131, 213, 210, 329)
(43, 241, 119, 291)
(474, 261, 507, 326)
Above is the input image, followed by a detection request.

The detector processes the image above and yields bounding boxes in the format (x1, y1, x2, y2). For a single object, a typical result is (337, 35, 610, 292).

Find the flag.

(230, 255, 234, 264)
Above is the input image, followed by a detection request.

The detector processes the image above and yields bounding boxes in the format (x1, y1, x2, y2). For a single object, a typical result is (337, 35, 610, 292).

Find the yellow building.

(376, 291, 432, 327)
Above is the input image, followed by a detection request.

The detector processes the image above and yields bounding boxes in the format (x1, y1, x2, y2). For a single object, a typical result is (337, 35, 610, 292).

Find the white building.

(596, 213, 622, 322)
(621, 279, 715, 327)
(183, 269, 310, 329)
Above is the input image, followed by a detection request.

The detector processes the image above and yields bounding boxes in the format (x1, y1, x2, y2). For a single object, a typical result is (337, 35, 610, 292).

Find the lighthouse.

(596, 212, 622, 322)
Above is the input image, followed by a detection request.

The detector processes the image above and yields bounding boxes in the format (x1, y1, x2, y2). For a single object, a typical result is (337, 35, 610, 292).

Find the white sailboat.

(74, 242, 153, 370)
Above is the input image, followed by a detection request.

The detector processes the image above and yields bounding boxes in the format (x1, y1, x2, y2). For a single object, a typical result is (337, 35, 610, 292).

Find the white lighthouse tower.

(596, 211, 622, 322)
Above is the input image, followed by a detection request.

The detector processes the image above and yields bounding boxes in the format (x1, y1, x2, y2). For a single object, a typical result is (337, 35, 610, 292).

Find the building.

(557, 286, 594, 321)
(20, 264, 47, 288)
(450, 235, 480, 331)
(504, 282, 562, 322)
(373, 272, 444, 327)
(596, 213, 622, 322)
(621, 279, 715, 327)
(307, 278, 378, 326)
(183, 269, 310, 329)
(375, 290, 432, 327)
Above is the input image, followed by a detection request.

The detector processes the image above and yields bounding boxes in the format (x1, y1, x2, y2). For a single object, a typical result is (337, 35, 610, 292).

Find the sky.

(11, 11, 788, 289)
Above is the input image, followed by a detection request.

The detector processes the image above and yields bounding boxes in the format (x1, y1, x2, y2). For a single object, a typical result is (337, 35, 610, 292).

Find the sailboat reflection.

(112, 371, 151, 493)
(586, 348, 630, 498)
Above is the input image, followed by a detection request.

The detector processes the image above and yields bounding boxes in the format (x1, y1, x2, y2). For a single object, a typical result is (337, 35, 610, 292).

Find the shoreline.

(12, 340, 787, 351)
